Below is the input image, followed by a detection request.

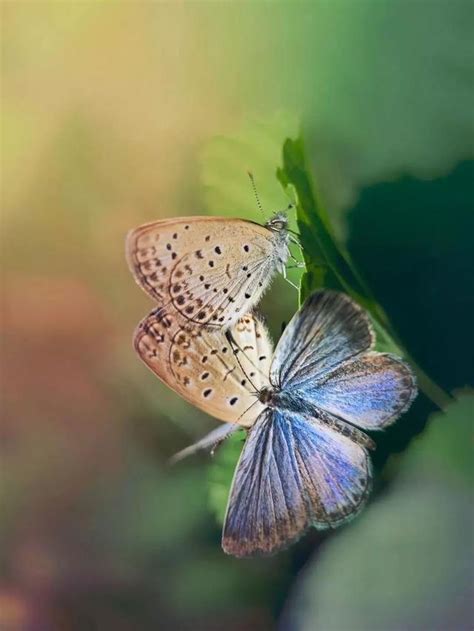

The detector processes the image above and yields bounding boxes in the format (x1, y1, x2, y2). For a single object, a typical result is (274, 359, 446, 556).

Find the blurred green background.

(1, 2, 473, 630)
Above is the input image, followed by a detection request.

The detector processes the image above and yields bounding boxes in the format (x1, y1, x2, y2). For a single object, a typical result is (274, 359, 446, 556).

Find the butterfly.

(126, 212, 295, 330)
(134, 290, 417, 556)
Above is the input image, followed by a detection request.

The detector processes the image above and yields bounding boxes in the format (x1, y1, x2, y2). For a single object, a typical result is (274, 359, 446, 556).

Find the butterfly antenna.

(247, 171, 266, 222)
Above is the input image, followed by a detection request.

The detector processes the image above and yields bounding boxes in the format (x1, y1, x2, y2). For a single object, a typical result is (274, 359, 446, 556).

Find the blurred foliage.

(286, 392, 474, 631)
(200, 112, 299, 225)
(208, 430, 246, 526)
(1, 1, 473, 629)
(347, 161, 474, 394)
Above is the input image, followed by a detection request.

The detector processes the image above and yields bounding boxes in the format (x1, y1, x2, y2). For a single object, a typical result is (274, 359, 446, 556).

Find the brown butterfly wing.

(134, 307, 273, 427)
(126, 217, 285, 329)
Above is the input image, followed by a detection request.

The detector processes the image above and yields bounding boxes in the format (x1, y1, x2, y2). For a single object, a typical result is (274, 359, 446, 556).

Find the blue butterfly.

(136, 290, 417, 556)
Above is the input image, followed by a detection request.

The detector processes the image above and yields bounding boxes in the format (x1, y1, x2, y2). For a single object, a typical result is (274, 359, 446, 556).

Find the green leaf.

(278, 136, 406, 355)
(278, 137, 371, 305)
(278, 135, 452, 411)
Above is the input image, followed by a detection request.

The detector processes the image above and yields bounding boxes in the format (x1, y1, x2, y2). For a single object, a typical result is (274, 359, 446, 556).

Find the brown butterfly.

(126, 212, 295, 331)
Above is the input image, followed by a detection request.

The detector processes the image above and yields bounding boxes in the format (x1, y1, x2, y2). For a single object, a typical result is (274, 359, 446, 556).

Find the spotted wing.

(222, 408, 371, 557)
(134, 308, 273, 426)
(126, 216, 287, 329)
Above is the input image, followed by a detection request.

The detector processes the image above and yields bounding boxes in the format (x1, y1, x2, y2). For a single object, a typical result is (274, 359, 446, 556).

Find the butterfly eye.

(268, 219, 287, 232)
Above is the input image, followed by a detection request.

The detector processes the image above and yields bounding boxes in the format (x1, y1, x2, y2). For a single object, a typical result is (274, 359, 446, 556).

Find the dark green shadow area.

(347, 161, 474, 460)
(348, 161, 474, 392)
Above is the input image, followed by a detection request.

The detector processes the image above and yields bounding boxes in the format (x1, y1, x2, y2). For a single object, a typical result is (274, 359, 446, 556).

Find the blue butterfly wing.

(302, 352, 417, 429)
(271, 291, 374, 388)
(222, 409, 371, 557)
(271, 290, 417, 430)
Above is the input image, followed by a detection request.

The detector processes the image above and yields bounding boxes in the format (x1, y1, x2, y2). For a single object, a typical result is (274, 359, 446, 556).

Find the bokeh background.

(1, 2, 473, 630)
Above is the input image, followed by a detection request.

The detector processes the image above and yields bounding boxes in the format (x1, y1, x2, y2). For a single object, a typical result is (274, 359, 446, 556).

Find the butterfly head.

(258, 386, 278, 408)
(265, 211, 289, 234)
(258, 386, 305, 415)
(264, 212, 291, 274)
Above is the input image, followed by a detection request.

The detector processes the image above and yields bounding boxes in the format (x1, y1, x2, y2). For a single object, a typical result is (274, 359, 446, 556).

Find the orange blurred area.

(1, 4, 285, 628)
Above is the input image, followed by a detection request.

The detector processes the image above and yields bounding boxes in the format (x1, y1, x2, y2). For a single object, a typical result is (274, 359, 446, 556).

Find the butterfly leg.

(288, 232, 306, 263)
(169, 422, 239, 464)
(281, 265, 300, 292)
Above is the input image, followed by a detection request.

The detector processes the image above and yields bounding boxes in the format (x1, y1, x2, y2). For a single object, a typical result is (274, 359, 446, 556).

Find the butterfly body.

(257, 386, 311, 418)
(126, 212, 291, 331)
